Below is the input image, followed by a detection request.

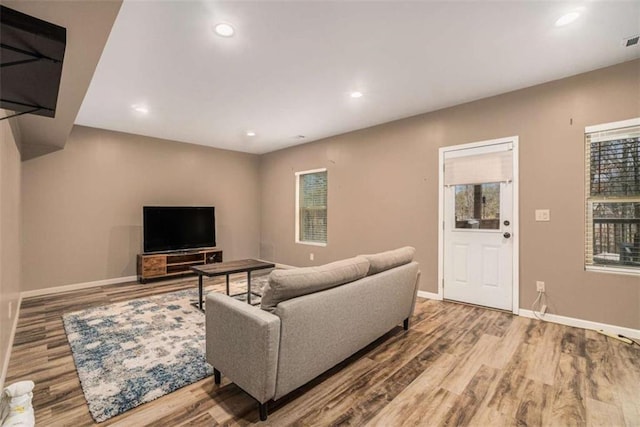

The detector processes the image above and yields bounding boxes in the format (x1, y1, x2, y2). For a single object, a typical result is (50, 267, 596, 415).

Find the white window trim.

(295, 168, 328, 247)
(584, 118, 640, 276)
(586, 265, 640, 277)
(585, 117, 640, 133)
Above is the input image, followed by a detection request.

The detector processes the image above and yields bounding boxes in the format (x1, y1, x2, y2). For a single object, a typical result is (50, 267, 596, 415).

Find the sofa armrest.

(205, 292, 281, 403)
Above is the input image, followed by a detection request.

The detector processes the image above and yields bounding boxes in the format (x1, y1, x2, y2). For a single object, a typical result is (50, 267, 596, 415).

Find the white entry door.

(441, 140, 516, 311)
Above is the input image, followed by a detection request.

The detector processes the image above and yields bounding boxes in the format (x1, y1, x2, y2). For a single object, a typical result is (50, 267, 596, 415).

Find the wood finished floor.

(6, 276, 640, 426)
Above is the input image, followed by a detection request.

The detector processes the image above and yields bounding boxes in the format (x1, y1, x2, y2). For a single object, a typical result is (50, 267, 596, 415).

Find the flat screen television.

(143, 206, 216, 253)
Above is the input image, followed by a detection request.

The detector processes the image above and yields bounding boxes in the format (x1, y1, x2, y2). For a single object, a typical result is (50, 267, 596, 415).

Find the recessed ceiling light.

(131, 104, 149, 114)
(555, 12, 580, 27)
(246, 131, 256, 137)
(350, 91, 363, 98)
(214, 23, 234, 37)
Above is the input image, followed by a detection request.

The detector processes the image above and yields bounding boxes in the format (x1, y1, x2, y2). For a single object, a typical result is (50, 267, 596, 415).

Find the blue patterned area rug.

(63, 288, 213, 422)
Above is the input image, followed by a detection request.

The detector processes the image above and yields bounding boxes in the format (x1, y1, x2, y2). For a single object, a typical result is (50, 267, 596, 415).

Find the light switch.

(535, 209, 550, 221)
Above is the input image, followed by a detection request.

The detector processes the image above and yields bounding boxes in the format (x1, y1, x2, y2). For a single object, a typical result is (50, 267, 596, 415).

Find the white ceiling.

(75, 1, 640, 155)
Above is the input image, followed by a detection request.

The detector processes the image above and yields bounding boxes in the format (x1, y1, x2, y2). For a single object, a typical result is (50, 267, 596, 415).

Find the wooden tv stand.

(137, 248, 223, 283)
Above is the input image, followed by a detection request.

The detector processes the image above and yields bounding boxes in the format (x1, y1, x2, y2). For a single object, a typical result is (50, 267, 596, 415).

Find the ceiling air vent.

(623, 35, 639, 47)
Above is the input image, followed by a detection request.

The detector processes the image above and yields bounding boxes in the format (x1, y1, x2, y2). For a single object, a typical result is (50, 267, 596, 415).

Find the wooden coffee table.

(190, 259, 275, 310)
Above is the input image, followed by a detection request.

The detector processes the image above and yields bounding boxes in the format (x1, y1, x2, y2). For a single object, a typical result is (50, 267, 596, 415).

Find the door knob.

(503, 232, 511, 239)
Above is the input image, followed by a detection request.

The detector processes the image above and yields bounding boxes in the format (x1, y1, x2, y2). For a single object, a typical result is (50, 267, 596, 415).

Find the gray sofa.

(205, 247, 420, 421)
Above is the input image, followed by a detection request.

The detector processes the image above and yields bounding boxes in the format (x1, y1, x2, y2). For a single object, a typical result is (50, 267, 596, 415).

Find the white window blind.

(585, 121, 640, 272)
(444, 150, 513, 186)
(296, 169, 327, 245)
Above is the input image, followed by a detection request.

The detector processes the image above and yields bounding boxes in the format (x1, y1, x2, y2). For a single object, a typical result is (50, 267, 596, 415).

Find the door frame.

(437, 136, 520, 314)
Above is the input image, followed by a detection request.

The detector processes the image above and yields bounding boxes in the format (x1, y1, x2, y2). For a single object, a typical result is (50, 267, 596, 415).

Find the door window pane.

(454, 183, 500, 230)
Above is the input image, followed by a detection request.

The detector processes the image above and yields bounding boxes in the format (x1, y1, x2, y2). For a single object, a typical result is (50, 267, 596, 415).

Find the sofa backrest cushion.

(361, 246, 416, 276)
(260, 256, 370, 312)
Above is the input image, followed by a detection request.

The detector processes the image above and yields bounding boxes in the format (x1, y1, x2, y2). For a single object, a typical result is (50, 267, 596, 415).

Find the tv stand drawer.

(141, 256, 166, 277)
(143, 256, 166, 268)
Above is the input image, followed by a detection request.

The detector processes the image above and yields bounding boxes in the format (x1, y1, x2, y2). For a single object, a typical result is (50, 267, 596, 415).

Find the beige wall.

(260, 59, 640, 329)
(0, 111, 22, 388)
(21, 126, 261, 291)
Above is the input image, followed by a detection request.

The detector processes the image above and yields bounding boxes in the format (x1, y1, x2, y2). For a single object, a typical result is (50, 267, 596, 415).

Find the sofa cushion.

(260, 256, 370, 312)
(361, 246, 416, 276)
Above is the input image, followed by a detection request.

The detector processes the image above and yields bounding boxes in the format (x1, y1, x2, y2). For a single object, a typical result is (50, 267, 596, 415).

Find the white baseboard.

(256, 258, 297, 270)
(415, 292, 639, 339)
(274, 262, 297, 270)
(1, 294, 22, 389)
(519, 309, 640, 340)
(417, 290, 443, 300)
(19, 259, 292, 299)
(21, 275, 137, 298)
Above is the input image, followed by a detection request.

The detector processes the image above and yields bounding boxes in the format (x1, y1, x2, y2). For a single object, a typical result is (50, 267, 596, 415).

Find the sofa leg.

(214, 368, 221, 385)
(259, 402, 268, 421)
(403, 318, 409, 331)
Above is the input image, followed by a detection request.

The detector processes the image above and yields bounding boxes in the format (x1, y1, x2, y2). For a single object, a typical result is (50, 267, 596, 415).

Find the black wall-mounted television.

(143, 206, 216, 254)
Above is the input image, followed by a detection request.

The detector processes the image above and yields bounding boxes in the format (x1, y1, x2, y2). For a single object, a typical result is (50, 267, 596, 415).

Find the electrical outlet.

(310, 253, 314, 261)
(535, 209, 550, 221)
(536, 281, 545, 292)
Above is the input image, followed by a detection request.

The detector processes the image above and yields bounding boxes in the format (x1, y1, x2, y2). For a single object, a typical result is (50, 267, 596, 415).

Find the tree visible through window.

(454, 183, 500, 230)
(586, 122, 640, 271)
(296, 169, 327, 244)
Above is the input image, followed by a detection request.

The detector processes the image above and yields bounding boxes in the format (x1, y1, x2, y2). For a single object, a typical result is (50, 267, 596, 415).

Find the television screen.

(143, 206, 216, 253)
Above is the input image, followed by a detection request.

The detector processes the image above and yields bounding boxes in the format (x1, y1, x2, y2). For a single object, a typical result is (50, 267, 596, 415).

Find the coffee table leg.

(198, 275, 204, 311)
(226, 274, 230, 295)
(247, 271, 252, 305)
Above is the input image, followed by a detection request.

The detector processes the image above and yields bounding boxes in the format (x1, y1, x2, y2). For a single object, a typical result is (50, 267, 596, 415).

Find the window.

(296, 169, 327, 245)
(454, 183, 500, 230)
(585, 119, 640, 273)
